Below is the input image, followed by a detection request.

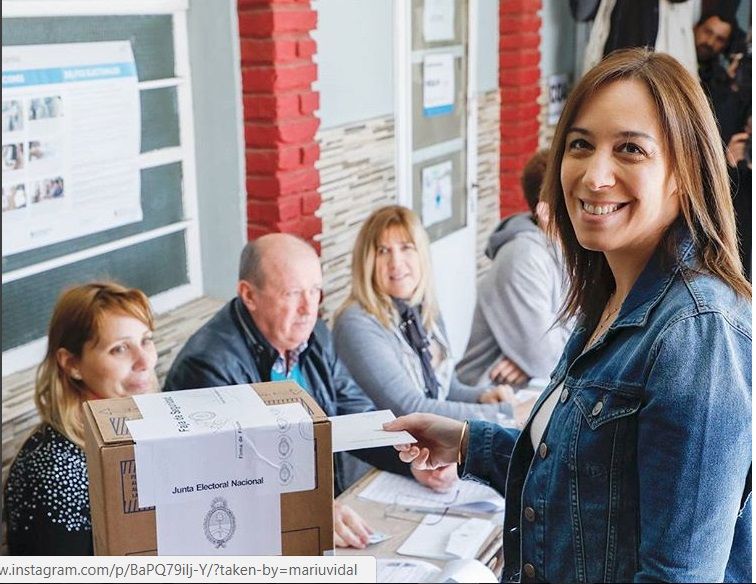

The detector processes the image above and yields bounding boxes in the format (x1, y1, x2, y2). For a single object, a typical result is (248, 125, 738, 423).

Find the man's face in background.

(695, 16, 733, 63)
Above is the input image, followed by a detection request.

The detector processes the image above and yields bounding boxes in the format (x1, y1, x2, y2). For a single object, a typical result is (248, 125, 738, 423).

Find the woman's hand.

(383, 413, 464, 470)
(478, 384, 515, 404)
(726, 132, 750, 168)
(411, 463, 458, 493)
(333, 501, 373, 549)
(489, 357, 529, 386)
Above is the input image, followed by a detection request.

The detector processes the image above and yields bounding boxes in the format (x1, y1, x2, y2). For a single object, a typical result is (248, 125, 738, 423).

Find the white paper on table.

(423, 53, 455, 117)
(376, 558, 441, 583)
(358, 470, 505, 514)
(329, 410, 415, 453)
(397, 515, 495, 561)
(421, 159, 453, 227)
(377, 557, 497, 583)
(155, 489, 281, 555)
(423, 0, 455, 42)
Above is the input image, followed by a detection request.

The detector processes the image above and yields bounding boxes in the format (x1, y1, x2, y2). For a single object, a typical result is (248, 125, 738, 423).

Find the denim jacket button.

(591, 400, 604, 416)
(560, 387, 569, 403)
(523, 563, 536, 579)
(524, 506, 536, 522)
(538, 442, 548, 459)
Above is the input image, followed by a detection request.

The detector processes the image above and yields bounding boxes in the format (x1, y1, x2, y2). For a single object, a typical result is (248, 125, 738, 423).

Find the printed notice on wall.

(1, 41, 141, 257)
(548, 74, 569, 126)
(421, 160, 453, 228)
(423, 0, 455, 42)
(423, 53, 455, 117)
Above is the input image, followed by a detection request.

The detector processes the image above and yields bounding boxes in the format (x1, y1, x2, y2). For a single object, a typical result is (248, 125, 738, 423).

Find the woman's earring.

(71, 371, 82, 381)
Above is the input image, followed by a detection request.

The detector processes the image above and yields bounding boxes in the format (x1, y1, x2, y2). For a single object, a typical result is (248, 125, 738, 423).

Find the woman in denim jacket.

(386, 48, 751, 583)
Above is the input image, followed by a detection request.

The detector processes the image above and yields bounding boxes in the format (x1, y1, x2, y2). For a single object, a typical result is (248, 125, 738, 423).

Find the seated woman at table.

(334, 205, 531, 426)
(3, 282, 159, 555)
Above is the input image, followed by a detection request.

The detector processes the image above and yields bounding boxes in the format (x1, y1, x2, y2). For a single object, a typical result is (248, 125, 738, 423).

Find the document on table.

(376, 558, 441, 583)
(358, 470, 505, 514)
(329, 410, 415, 452)
(397, 514, 496, 560)
(376, 558, 498, 583)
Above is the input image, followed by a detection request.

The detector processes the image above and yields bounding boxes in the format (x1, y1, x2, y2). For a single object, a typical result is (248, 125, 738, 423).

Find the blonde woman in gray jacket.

(333, 205, 525, 426)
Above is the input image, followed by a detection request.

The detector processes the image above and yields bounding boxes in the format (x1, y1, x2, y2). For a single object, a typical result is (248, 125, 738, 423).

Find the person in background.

(695, 9, 750, 142)
(456, 150, 570, 388)
(164, 234, 455, 549)
(385, 49, 751, 582)
(3, 282, 159, 555)
(333, 205, 529, 426)
(726, 113, 752, 280)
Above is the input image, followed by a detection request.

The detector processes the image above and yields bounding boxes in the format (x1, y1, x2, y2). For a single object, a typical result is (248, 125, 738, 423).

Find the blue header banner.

(2, 62, 137, 88)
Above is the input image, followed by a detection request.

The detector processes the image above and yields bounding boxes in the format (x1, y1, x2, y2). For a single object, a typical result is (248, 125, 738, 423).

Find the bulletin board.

(2, 5, 200, 364)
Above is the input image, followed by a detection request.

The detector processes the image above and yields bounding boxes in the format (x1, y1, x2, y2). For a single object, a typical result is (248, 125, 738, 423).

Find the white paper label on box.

(155, 490, 282, 555)
(125, 385, 315, 555)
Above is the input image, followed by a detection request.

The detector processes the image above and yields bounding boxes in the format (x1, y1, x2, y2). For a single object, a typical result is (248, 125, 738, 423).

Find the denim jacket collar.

(557, 227, 697, 372)
(613, 227, 697, 329)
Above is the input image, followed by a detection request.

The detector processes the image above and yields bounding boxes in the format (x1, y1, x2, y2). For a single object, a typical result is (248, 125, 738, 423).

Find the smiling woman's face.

(374, 226, 421, 301)
(73, 311, 158, 399)
(560, 78, 680, 259)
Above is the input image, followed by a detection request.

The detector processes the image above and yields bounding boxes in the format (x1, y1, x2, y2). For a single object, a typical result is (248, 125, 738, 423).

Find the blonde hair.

(35, 281, 155, 448)
(339, 205, 439, 329)
(541, 48, 751, 326)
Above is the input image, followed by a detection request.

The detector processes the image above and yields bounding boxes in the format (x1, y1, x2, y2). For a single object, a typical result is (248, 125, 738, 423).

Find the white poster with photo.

(421, 160, 453, 227)
(1, 41, 141, 256)
(423, 53, 455, 117)
(423, 0, 455, 42)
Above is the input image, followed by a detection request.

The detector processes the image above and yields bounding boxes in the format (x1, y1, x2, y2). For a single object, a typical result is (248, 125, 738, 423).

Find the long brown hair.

(35, 281, 155, 448)
(541, 48, 750, 326)
(338, 205, 439, 329)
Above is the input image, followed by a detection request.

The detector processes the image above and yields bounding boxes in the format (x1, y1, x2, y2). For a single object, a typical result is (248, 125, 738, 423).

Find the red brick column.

(238, 0, 322, 251)
(499, 0, 541, 217)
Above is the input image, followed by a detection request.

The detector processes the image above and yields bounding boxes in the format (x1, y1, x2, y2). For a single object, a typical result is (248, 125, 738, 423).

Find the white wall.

(187, 0, 246, 300)
(313, 0, 395, 129)
(477, 0, 499, 92)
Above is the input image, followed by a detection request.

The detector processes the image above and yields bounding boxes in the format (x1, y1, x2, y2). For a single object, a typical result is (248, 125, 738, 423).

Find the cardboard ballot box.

(83, 381, 334, 555)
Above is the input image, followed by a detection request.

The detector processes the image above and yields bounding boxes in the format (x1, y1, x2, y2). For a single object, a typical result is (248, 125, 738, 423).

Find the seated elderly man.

(165, 233, 455, 548)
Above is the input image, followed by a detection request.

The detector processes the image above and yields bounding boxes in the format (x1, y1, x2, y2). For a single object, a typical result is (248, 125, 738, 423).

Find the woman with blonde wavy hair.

(333, 205, 523, 430)
(4, 282, 158, 555)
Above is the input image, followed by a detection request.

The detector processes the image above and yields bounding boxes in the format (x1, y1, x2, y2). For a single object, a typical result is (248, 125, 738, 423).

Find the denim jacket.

(462, 235, 752, 582)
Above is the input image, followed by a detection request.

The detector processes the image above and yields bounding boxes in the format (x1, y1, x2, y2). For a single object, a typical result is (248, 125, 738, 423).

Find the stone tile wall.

(315, 116, 397, 323)
(475, 89, 502, 280)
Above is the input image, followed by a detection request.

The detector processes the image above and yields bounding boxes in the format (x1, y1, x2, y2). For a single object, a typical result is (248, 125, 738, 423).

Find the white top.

(529, 382, 563, 450)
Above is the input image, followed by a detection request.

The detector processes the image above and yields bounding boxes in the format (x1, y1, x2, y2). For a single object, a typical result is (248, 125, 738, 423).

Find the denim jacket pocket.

(573, 385, 642, 431)
(565, 385, 642, 480)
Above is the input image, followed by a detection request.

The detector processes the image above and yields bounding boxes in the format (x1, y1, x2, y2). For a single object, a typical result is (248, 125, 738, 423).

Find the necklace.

(587, 294, 622, 348)
(599, 297, 621, 325)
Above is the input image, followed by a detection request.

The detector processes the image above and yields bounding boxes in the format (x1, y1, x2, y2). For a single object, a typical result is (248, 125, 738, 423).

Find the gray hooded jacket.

(455, 213, 570, 386)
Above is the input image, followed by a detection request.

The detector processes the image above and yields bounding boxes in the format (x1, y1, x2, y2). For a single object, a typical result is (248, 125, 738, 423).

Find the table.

(334, 469, 504, 578)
